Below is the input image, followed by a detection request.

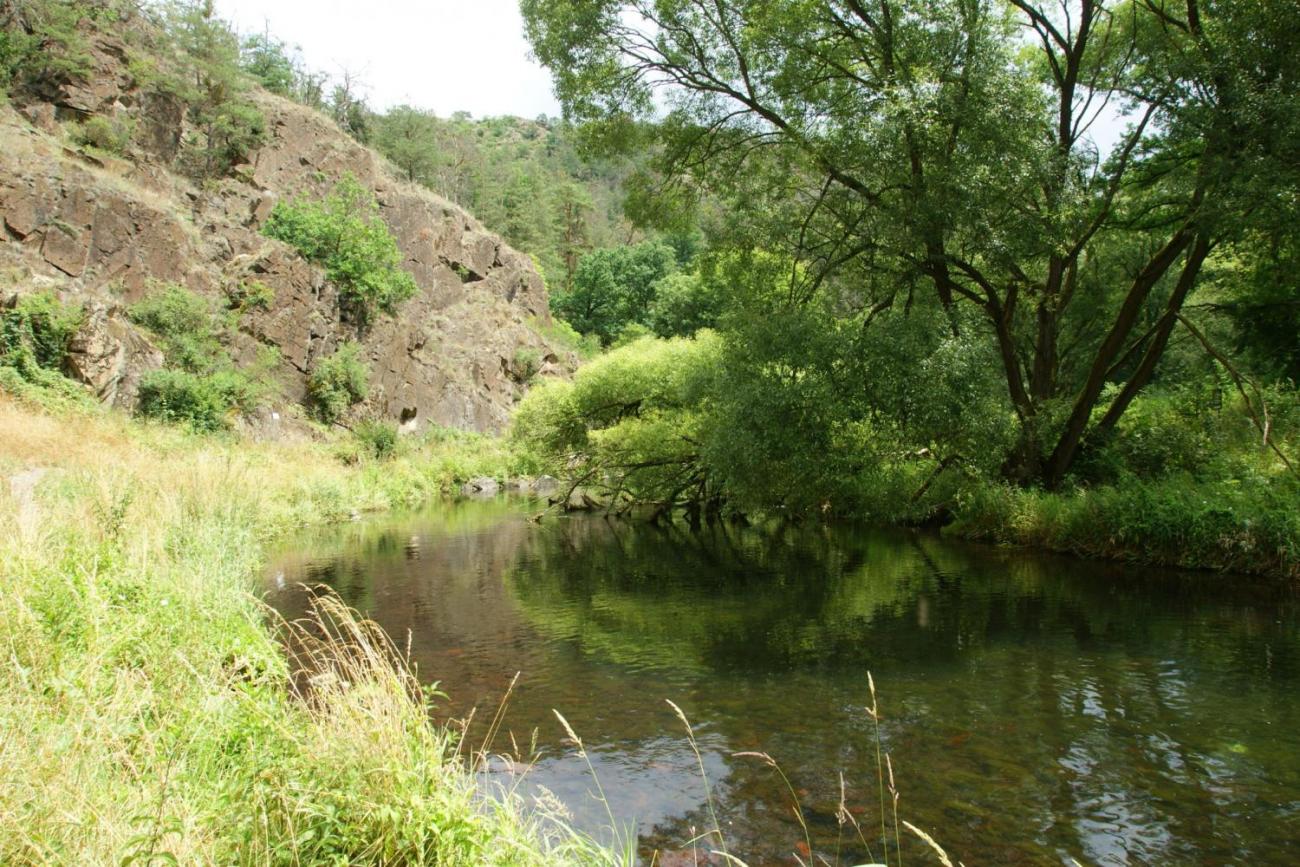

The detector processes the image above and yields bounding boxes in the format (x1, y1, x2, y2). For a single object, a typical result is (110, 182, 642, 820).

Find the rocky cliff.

(0, 17, 569, 435)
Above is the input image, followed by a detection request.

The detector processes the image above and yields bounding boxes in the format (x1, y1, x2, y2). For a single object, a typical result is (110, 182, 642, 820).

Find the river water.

(265, 498, 1300, 865)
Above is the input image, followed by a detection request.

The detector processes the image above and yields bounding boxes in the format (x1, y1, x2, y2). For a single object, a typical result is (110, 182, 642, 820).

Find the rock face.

(64, 300, 165, 407)
(0, 22, 571, 435)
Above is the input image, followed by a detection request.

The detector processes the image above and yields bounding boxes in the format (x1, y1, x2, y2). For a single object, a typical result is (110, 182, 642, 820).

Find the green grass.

(0, 396, 614, 865)
(947, 474, 1300, 579)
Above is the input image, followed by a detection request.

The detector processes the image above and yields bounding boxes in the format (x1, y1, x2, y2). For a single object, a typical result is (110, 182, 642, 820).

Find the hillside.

(0, 1, 572, 435)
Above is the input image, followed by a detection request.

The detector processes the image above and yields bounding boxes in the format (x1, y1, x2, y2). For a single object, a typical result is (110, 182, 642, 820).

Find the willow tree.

(522, 0, 1300, 488)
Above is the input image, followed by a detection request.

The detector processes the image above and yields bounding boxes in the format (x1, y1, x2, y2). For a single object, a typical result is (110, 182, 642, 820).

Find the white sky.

(213, 0, 562, 119)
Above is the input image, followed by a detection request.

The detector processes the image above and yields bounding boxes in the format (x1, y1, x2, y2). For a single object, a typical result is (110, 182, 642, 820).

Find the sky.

(213, 0, 562, 119)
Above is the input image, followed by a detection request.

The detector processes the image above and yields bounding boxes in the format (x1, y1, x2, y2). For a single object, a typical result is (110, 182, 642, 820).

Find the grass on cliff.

(0, 395, 609, 865)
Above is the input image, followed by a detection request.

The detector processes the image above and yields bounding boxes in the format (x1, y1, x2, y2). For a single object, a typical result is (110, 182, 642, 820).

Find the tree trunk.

(1039, 229, 1201, 488)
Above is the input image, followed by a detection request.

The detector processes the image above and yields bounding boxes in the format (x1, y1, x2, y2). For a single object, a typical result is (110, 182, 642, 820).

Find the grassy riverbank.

(0, 396, 608, 865)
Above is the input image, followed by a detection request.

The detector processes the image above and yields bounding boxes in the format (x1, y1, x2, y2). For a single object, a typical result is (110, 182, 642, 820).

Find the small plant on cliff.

(262, 175, 418, 325)
(128, 284, 224, 372)
(307, 341, 370, 424)
(224, 278, 275, 314)
(512, 346, 542, 382)
(71, 114, 135, 155)
(0, 291, 84, 373)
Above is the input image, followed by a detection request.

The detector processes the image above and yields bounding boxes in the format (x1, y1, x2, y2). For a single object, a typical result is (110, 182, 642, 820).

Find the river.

(265, 498, 1300, 865)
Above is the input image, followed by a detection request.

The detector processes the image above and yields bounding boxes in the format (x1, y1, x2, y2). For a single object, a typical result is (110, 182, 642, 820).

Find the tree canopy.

(522, 0, 1300, 488)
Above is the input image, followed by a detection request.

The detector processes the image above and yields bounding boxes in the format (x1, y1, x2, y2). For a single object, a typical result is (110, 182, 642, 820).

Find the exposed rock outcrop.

(0, 22, 571, 435)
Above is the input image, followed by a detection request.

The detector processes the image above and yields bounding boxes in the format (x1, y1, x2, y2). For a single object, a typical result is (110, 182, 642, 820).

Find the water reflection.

(266, 501, 1300, 865)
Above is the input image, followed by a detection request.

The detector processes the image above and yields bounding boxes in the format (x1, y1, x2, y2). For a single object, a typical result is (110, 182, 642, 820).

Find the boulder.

(460, 477, 501, 497)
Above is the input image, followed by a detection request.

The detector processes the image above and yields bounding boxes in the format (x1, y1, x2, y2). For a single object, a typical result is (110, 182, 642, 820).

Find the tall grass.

(948, 475, 1300, 578)
(0, 396, 607, 865)
(0, 393, 962, 865)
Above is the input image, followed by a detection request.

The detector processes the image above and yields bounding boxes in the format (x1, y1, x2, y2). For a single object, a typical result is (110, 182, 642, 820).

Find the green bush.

(71, 114, 134, 154)
(0, 291, 92, 409)
(136, 368, 257, 432)
(0, 291, 84, 373)
(128, 284, 224, 372)
(262, 176, 418, 324)
(353, 418, 398, 460)
(308, 342, 370, 424)
(225, 279, 275, 313)
(511, 346, 542, 382)
(534, 316, 601, 360)
(948, 475, 1300, 578)
(512, 332, 721, 507)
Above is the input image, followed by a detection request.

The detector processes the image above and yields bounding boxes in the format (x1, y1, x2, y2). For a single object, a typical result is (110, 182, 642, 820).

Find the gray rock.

(533, 474, 560, 495)
(460, 476, 500, 497)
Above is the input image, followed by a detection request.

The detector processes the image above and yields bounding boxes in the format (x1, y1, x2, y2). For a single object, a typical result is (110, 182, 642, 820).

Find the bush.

(512, 332, 721, 507)
(225, 279, 275, 313)
(262, 176, 418, 324)
(534, 316, 601, 360)
(308, 342, 370, 423)
(0, 291, 84, 373)
(71, 114, 134, 154)
(947, 475, 1300, 578)
(128, 284, 223, 372)
(511, 346, 542, 382)
(353, 418, 398, 460)
(136, 368, 257, 432)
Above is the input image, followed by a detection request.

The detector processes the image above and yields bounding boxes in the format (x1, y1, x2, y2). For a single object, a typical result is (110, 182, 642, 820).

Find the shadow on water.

(266, 500, 1300, 865)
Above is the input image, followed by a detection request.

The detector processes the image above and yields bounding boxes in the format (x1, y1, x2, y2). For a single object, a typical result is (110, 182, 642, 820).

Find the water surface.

(266, 500, 1300, 865)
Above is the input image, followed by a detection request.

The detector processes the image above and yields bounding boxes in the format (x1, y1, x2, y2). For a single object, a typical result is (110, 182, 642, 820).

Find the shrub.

(136, 368, 257, 432)
(947, 475, 1300, 578)
(534, 316, 601, 360)
(512, 346, 542, 382)
(308, 342, 370, 424)
(353, 418, 398, 460)
(0, 291, 84, 373)
(262, 176, 418, 324)
(225, 279, 275, 313)
(512, 332, 722, 508)
(128, 284, 223, 372)
(71, 114, 134, 154)
(0, 291, 91, 409)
